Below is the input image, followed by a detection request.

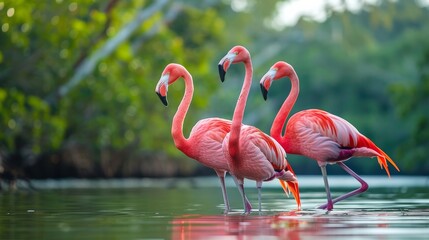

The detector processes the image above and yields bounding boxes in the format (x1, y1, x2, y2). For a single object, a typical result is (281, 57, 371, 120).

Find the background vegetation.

(1, 0, 428, 183)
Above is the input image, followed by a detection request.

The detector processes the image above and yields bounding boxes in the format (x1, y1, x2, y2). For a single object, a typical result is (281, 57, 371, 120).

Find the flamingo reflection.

(171, 212, 305, 240)
(171, 210, 392, 239)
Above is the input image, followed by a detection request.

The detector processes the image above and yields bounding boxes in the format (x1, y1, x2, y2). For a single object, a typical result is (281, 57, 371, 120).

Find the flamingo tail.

(278, 164, 301, 210)
(357, 135, 400, 177)
(279, 180, 301, 210)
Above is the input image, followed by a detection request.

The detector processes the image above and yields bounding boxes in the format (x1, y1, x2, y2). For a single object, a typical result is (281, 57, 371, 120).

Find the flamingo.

(155, 63, 251, 214)
(218, 46, 301, 214)
(259, 61, 400, 210)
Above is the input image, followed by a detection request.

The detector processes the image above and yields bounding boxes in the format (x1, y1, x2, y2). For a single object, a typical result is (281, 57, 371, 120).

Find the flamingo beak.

(155, 74, 169, 106)
(260, 69, 276, 101)
(156, 92, 168, 106)
(260, 83, 268, 101)
(218, 52, 236, 82)
(218, 64, 226, 82)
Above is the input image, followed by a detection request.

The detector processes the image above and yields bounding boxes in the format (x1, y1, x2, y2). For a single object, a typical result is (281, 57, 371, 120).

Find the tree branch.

(55, 0, 169, 99)
(131, 2, 183, 52)
(72, 0, 120, 71)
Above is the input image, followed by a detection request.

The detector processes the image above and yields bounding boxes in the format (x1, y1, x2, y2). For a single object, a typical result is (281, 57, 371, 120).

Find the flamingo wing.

(191, 118, 232, 143)
(170, 117, 232, 172)
(294, 109, 360, 147)
(242, 126, 301, 208)
(288, 109, 399, 175)
(242, 126, 287, 172)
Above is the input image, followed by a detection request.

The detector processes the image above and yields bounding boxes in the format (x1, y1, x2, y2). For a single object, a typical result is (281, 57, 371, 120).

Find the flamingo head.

(218, 45, 251, 82)
(155, 63, 188, 106)
(260, 61, 294, 100)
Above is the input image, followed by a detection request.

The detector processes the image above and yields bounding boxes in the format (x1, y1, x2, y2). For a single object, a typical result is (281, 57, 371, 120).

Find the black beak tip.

(156, 92, 168, 106)
(218, 64, 226, 82)
(260, 83, 268, 101)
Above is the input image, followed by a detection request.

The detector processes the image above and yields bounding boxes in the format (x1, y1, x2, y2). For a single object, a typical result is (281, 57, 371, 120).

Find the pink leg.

(318, 162, 368, 209)
(318, 165, 333, 210)
(256, 181, 262, 214)
(216, 172, 231, 214)
(232, 177, 252, 214)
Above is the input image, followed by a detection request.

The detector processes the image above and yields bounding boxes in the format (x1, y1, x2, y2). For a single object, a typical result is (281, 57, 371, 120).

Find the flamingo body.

(284, 109, 395, 170)
(155, 63, 251, 214)
(219, 47, 301, 213)
(260, 61, 400, 210)
(222, 125, 294, 182)
(178, 118, 231, 170)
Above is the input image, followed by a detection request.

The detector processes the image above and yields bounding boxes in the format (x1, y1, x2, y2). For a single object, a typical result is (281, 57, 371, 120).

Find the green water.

(1, 176, 428, 239)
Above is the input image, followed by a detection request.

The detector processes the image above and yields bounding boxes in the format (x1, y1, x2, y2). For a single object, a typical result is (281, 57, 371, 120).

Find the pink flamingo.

(155, 63, 251, 214)
(218, 46, 301, 214)
(259, 61, 400, 210)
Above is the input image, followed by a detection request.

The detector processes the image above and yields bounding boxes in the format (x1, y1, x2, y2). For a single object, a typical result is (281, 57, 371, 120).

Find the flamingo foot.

(318, 201, 333, 210)
(223, 207, 231, 215)
(243, 195, 252, 214)
(244, 201, 252, 215)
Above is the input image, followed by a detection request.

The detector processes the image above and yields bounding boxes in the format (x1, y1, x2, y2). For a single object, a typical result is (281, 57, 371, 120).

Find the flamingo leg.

(256, 181, 262, 214)
(318, 162, 369, 209)
(318, 165, 334, 210)
(332, 162, 369, 205)
(232, 177, 252, 214)
(215, 171, 230, 214)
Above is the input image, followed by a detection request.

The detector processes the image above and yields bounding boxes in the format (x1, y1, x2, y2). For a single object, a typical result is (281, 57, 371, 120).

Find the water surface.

(1, 176, 428, 239)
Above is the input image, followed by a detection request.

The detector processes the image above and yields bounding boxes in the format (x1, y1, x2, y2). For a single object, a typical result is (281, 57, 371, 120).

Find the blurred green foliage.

(390, 48, 429, 172)
(0, 0, 428, 180)
(0, 88, 65, 154)
(235, 0, 429, 175)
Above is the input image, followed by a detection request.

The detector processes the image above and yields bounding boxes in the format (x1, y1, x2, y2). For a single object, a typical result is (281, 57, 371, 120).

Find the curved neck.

(229, 59, 253, 159)
(172, 73, 193, 150)
(270, 70, 300, 142)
